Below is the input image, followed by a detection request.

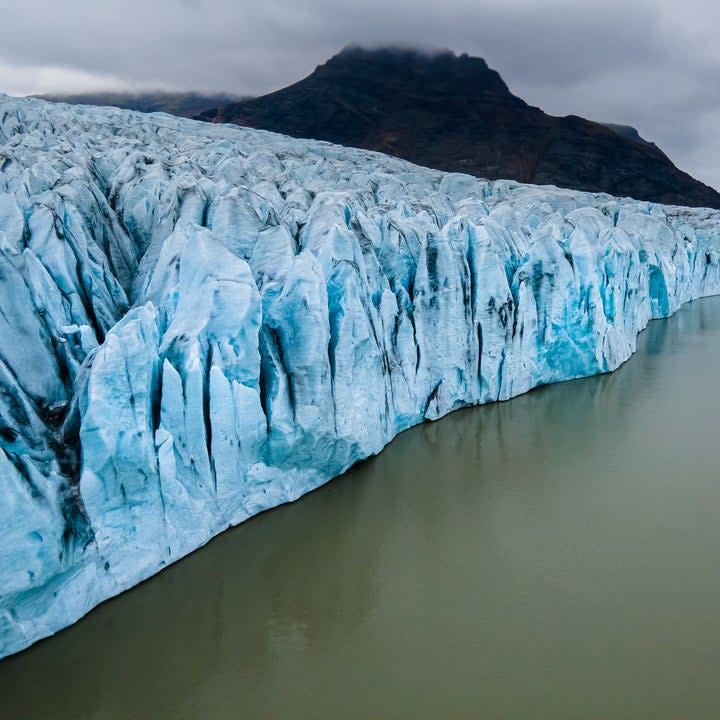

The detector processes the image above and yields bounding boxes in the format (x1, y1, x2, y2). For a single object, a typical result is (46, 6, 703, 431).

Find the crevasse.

(0, 94, 719, 658)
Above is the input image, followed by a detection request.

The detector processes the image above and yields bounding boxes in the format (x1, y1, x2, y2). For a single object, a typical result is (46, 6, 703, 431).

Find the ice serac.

(1, 94, 719, 657)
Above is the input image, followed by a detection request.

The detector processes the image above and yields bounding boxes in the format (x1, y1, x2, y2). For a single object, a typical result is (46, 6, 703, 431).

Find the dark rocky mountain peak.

(313, 44, 514, 100)
(211, 46, 720, 209)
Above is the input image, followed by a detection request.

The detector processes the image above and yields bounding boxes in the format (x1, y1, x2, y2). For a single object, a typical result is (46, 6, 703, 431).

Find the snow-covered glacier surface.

(1, 94, 719, 658)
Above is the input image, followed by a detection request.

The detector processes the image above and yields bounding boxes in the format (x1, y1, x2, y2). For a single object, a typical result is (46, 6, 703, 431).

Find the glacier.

(0, 93, 719, 658)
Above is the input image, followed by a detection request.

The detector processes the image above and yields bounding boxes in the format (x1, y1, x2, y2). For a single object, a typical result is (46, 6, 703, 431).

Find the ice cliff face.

(1, 94, 719, 658)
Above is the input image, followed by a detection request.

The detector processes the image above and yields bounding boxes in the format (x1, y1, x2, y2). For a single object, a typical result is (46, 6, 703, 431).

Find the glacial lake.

(3, 296, 720, 719)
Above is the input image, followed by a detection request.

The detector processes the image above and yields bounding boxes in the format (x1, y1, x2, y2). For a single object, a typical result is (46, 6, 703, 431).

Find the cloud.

(0, 0, 718, 188)
(0, 58, 170, 97)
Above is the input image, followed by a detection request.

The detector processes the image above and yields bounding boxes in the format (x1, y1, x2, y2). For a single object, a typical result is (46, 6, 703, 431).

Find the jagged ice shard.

(1, 94, 719, 658)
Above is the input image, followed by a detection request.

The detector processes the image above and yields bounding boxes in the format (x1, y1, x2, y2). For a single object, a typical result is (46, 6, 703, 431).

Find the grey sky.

(0, 0, 718, 188)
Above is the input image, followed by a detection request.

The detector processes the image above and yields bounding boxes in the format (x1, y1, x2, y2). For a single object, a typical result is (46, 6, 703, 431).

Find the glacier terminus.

(1, 94, 719, 658)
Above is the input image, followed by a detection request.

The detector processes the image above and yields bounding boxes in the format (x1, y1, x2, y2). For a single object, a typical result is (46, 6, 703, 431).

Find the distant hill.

(38, 91, 243, 120)
(202, 46, 720, 209)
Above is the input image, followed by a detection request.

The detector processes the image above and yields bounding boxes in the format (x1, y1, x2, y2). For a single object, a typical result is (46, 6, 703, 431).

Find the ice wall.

(1, 94, 719, 657)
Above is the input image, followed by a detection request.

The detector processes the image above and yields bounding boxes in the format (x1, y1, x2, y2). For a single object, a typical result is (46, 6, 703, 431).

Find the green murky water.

(3, 297, 720, 719)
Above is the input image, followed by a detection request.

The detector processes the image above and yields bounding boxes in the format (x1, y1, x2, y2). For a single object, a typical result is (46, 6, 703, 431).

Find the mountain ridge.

(202, 46, 720, 209)
(37, 91, 243, 120)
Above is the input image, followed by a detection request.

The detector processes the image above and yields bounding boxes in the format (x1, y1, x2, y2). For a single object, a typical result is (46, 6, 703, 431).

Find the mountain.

(205, 46, 720, 209)
(38, 91, 242, 119)
(2, 93, 720, 656)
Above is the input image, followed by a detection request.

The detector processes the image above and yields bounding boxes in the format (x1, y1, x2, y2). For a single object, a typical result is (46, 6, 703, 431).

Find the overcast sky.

(0, 0, 718, 188)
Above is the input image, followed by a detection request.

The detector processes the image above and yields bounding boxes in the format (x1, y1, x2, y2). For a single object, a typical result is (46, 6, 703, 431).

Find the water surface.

(3, 297, 720, 719)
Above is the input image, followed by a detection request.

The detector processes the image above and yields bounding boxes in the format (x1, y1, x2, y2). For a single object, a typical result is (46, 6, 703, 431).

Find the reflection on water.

(3, 297, 720, 719)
